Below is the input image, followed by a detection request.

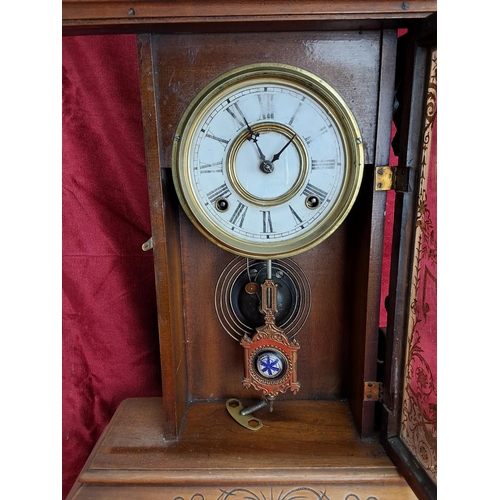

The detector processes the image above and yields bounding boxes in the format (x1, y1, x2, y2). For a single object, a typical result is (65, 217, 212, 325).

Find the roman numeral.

(311, 159, 336, 169)
(302, 182, 328, 203)
(207, 183, 231, 204)
(206, 132, 230, 149)
(199, 160, 223, 174)
(304, 126, 328, 145)
(288, 99, 304, 126)
(226, 102, 247, 129)
(258, 94, 275, 120)
(261, 210, 274, 233)
(229, 201, 248, 228)
(288, 205, 303, 225)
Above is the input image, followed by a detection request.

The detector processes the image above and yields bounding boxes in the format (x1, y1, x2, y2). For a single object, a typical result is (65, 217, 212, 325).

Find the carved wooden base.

(67, 398, 417, 500)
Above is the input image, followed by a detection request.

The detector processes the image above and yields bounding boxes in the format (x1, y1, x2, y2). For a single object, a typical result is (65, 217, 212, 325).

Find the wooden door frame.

(380, 13, 437, 500)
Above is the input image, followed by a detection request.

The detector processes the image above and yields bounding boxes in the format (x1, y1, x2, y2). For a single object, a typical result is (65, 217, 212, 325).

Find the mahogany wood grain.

(69, 485, 417, 500)
(67, 397, 417, 499)
(381, 32, 429, 439)
(151, 30, 381, 165)
(142, 31, 388, 414)
(62, 0, 437, 35)
(181, 214, 353, 401)
(137, 34, 188, 439)
(346, 29, 397, 436)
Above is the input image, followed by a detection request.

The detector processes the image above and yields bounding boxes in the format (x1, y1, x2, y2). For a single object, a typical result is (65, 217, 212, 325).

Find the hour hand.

(244, 118, 266, 162)
(271, 134, 296, 163)
(244, 117, 259, 143)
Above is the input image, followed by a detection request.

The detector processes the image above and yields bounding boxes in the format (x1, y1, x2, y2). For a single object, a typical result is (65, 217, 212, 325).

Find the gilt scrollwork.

(400, 49, 437, 484)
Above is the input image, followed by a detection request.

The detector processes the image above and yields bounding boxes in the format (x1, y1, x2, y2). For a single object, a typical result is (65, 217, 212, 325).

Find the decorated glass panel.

(399, 49, 437, 484)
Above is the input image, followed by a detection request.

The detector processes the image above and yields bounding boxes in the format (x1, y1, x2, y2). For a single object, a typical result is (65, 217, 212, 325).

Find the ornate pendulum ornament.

(216, 256, 309, 425)
(240, 260, 300, 410)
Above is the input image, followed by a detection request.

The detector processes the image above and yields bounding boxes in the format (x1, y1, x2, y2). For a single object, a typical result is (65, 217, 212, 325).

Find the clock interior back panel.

(179, 210, 353, 400)
(153, 31, 381, 166)
(152, 32, 382, 401)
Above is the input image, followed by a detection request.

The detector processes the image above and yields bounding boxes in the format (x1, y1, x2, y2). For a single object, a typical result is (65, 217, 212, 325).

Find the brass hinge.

(364, 381, 383, 402)
(374, 166, 409, 192)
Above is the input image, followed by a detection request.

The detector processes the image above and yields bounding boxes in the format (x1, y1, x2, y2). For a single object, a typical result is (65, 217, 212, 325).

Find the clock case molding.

(64, 4, 437, 500)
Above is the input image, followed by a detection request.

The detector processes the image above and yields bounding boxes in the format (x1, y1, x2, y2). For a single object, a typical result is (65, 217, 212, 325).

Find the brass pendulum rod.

(261, 260, 278, 325)
(266, 259, 272, 280)
(263, 259, 277, 412)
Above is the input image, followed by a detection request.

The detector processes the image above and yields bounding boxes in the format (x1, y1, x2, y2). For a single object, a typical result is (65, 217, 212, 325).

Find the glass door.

(381, 15, 437, 500)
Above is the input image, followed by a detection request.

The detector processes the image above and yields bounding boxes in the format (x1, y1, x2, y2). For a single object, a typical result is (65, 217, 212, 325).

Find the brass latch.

(364, 381, 383, 402)
(375, 166, 409, 192)
(142, 237, 153, 251)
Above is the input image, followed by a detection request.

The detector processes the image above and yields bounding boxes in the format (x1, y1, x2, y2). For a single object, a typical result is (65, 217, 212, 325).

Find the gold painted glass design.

(400, 49, 437, 484)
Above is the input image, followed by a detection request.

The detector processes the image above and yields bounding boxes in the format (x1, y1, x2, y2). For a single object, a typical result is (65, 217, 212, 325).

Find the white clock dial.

(173, 64, 364, 259)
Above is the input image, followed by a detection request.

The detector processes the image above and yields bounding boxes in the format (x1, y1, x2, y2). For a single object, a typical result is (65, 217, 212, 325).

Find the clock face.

(172, 64, 364, 259)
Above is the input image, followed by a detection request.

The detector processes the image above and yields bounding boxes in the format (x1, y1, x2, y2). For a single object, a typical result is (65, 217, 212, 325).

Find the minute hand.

(271, 134, 297, 162)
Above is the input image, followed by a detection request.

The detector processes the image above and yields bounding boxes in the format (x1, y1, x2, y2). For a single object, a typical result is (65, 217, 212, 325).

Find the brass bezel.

(172, 63, 364, 259)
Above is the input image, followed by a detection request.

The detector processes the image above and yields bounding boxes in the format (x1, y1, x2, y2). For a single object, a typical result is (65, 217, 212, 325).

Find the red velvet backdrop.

(62, 35, 162, 499)
(61, 34, 394, 499)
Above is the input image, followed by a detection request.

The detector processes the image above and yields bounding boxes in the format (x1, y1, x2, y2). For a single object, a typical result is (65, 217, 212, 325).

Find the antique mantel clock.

(63, 2, 437, 499)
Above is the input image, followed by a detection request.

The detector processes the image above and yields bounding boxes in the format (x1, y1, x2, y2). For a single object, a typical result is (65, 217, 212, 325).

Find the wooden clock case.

(63, 3, 437, 499)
